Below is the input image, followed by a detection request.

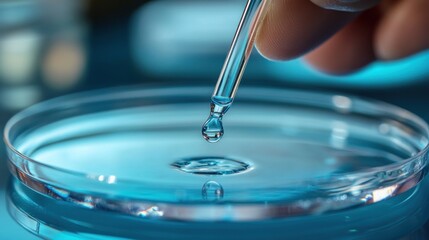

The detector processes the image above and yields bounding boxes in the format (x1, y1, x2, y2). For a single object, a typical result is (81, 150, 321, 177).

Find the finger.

(310, 0, 380, 12)
(304, 9, 379, 75)
(255, 0, 357, 60)
(375, 0, 429, 60)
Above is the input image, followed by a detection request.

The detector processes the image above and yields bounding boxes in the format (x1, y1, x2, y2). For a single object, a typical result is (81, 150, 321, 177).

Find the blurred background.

(0, 0, 428, 238)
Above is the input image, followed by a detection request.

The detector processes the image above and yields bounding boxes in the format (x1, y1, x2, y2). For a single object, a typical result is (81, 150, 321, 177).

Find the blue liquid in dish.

(10, 91, 427, 204)
(6, 86, 429, 239)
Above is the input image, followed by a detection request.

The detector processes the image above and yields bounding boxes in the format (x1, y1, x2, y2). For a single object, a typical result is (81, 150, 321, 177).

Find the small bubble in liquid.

(202, 116, 224, 143)
(202, 181, 224, 201)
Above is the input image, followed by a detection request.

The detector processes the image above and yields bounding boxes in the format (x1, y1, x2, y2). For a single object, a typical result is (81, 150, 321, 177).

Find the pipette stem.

(213, 0, 268, 102)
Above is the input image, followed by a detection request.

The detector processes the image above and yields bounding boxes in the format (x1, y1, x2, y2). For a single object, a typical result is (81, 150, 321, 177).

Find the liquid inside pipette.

(202, 0, 268, 143)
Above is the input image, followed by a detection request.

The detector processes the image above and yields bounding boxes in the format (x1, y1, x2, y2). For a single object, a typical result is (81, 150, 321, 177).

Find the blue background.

(0, 0, 428, 238)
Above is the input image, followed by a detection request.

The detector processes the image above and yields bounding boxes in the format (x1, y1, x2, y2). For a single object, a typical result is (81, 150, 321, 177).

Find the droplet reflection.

(202, 181, 224, 201)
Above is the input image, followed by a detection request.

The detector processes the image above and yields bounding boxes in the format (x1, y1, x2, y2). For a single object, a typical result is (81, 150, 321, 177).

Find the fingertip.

(304, 9, 378, 75)
(255, 3, 308, 61)
(255, 0, 355, 61)
(305, 56, 360, 76)
(304, 48, 373, 76)
(375, 0, 429, 61)
(255, 36, 303, 61)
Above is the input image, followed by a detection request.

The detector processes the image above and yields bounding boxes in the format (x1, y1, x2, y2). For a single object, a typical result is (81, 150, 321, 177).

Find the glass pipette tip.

(202, 0, 268, 143)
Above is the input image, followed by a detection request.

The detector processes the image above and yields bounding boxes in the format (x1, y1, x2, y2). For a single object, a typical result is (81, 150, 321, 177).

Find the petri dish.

(4, 86, 429, 239)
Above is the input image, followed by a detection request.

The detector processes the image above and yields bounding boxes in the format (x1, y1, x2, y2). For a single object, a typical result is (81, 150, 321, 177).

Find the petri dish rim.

(3, 85, 429, 220)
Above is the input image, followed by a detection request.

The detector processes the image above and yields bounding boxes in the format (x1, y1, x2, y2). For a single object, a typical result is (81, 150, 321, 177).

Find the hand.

(255, 0, 429, 75)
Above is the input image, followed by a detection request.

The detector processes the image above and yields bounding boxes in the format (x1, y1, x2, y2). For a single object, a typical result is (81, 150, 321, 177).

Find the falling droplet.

(202, 181, 224, 201)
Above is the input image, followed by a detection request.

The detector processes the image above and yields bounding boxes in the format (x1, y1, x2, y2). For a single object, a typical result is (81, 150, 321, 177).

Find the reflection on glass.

(7, 168, 429, 239)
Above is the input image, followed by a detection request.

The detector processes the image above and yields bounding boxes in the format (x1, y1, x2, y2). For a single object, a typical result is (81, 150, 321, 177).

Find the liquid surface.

(171, 157, 251, 175)
(14, 103, 419, 202)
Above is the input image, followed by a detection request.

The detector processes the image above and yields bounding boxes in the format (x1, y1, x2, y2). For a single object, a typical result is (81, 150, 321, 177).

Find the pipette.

(202, 0, 268, 143)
